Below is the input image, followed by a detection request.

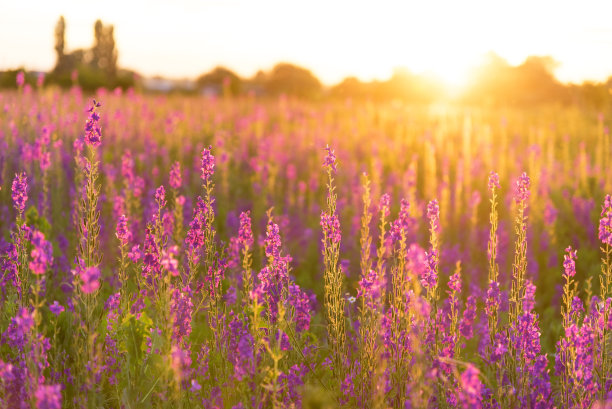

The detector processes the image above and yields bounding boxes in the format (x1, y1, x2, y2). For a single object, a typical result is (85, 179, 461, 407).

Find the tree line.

(0, 16, 611, 108)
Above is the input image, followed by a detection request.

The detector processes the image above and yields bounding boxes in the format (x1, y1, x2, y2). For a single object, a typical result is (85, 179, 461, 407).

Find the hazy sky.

(1, 0, 611, 86)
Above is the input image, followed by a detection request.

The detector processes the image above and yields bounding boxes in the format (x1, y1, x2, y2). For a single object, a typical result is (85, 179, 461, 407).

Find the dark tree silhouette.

(265, 63, 322, 99)
(53, 16, 66, 73)
(91, 20, 118, 78)
(196, 66, 242, 96)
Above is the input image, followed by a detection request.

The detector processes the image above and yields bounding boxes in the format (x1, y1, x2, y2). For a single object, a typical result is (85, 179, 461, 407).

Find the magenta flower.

(323, 144, 337, 172)
(11, 172, 28, 215)
(190, 379, 201, 392)
(447, 268, 462, 294)
(379, 193, 391, 217)
(599, 194, 612, 246)
(288, 284, 313, 332)
(116, 214, 131, 246)
(3, 308, 34, 348)
(390, 198, 413, 243)
(228, 315, 255, 381)
(84, 100, 102, 147)
(29, 230, 53, 275)
(488, 171, 500, 192)
(169, 161, 182, 189)
(79, 266, 100, 294)
(170, 345, 192, 381)
(523, 279, 536, 313)
(170, 285, 193, 347)
(238, 211, 254, 248)
(35, 384, 62, 409)
(485, 281, 501, 318)
(155, 185, 166, 208)
(320, 211, 341, 244)
(459, 364, 483, 409)
(200, 146, 215, 182)
(563, 246, 577, 278)
(421, 249, 439, 290)
(161, 246, 180, 277)
(49, 301, 64, 315)
(357, 269, 383, 309)
(427, 200, 440, 235)
(460, 295, 478, 339)
(513, 172, 531, 204)
(264, 220, 282, 259)
(128, 245, 142, 263)
(185, 197, 207, 254)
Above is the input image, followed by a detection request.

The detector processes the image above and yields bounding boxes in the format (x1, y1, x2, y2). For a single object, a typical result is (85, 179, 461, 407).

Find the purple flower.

(599, 194, 612, 246)
(320, 211, 341, 244)
(155, 185, 166, 209)
(128, 245, 142, 262)
(11, 172, 28, 215)
(170, 285, 193, 347)
(379, 193, 391, 218)
(563, 246, 577, 278)
(485, 281, 501, 318)
(523, 279, 536, 313)
(238, 211, 254, 249)
(200, 146, 215, 182)
(513, 172, 530, 204)
(357, 269, 383, 309)
(253, 255, 290, 322)
(170, 345, 192, 382)
(35, 384, 62, 409)
(186, 197, 207, 256)
(490, 331, 508, 362)
(459, 364, 483, 409)
(49, 301, 64, 315)
(169, 161, 182, 189)
(142, 228, 161, 279)
(78, 266, 100, 294)
(288, 284, 313, 332)
(460, 295, 477, 339)
(390, 198, 414, 243)
(84, 100, 102, 147)
(3, 307, 34, 348)
(427, 199, 440, 235)
(228, 315, 254, 380)
(116, 214, 131, 246)
(570, 296, 584, 320)
(161, 246, 180, 277)
(512, 312, 541, 361)
(190, 379, 201, 392)
(421, 249, 439, 290)
(121, 151, 134, 183)
(29, 230, 53, 275)
(488, 171, 500, 192)
(264, 220, 282, 259)
(448, 268, 462, 294)
(323, 144, 337, 172)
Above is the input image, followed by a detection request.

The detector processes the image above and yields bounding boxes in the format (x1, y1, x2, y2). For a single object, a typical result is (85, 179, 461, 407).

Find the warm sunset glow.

(1, 0, 611, 85)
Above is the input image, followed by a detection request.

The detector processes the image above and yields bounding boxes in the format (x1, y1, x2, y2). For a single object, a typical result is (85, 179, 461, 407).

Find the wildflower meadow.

(0, 85, 611, 409)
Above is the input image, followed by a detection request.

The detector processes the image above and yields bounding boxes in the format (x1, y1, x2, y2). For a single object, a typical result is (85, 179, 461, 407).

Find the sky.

(1, 0, 612, 87)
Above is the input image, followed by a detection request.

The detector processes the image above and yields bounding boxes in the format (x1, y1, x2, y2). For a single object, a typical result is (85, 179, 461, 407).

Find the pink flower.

(77, 266, 100, 294)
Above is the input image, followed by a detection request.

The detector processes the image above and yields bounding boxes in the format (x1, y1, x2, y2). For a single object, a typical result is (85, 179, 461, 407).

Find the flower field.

(0, 86, 611, 408)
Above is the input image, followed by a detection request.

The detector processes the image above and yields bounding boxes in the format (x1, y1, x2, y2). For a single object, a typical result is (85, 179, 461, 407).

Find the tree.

(265, 63, 322, 99)
(53, 16, 66, 73)
(91, 20, 118, 78)
(196, 66, 242, 96)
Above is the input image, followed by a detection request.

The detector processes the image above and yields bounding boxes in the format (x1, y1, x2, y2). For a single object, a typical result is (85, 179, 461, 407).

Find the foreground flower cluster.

(0, 88, 611, 408)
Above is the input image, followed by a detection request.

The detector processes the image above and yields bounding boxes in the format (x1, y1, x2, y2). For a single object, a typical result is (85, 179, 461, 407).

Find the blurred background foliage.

(1, 16, 611, 110)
